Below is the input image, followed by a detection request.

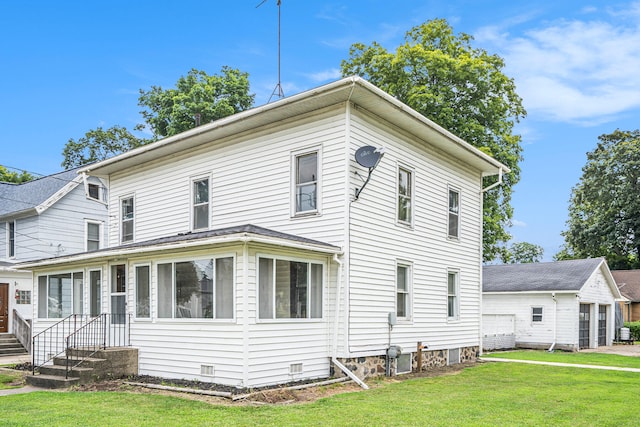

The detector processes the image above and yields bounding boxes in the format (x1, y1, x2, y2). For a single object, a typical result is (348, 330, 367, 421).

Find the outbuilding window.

(532, 306, 543, 322)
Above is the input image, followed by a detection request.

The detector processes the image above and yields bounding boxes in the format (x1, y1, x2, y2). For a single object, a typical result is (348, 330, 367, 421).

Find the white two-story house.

(22, 77, 508, 388)
(0, 169, 108, 348)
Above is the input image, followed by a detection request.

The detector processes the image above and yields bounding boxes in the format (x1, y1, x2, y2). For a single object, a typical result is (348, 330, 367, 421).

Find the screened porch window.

(258, 257, 322, 319)
(157, 257, 233, 319)
(37, 272, 83, 318)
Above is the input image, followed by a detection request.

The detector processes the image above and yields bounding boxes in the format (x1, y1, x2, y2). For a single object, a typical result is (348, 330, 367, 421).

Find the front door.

(598, 305, 607, 346)
(579, 304, 591, 349)
(0, 283, 8, 333)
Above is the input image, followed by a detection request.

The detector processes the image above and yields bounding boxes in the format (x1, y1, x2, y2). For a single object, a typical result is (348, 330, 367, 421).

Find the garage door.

(579, 304, 590, 349)
(598, 305, 607, 346)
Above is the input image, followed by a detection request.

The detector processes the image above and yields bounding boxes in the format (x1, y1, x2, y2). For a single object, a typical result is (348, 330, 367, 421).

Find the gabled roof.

(611, 270, 640, 302)
(17, 224, 342, 269)
(80, 76, 509, 178)
(483, 258, 615, 293)
(0, 168, 82, 220)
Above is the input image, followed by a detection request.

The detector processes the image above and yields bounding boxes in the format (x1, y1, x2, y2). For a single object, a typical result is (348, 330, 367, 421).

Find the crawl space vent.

(289, 363, 303, 375)
(448, 348, 460, 365)
(200, 365, 215, 376)
(396, 353, 412, 374)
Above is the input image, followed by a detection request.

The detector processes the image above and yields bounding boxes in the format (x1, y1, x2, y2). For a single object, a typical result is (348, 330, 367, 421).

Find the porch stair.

(26, 347, 138, 389)
(0, 333, 28, 356)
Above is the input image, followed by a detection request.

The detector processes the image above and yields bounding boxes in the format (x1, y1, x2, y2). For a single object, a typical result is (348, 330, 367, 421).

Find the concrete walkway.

(480, 357, 640, 372)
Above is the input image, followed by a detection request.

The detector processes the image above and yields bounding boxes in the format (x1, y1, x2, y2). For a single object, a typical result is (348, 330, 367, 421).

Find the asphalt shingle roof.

(0, 169, 80, 217)
(611, 270, 640, 302)
(483, 258, 605, 292)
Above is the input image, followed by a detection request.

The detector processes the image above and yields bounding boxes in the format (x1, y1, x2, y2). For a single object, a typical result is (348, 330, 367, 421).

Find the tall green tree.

(138, 66, 254, 139)
(341, 18, 526, 261)
(561, 129, 640, 270)
(0, 165, 34, 183)
(62, 126, 146, 169)
(501, 242, 544, 264)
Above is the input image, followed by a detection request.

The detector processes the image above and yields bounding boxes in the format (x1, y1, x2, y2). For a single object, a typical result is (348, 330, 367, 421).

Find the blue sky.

(1, 1, 639, 260)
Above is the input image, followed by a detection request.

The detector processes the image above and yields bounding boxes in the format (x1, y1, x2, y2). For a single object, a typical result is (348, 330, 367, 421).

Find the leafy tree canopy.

(0, 165, 34, 183)
(341, 18, 526, 261)
(501, 241, 544, 264)
(561, 129, 640, 270)
(61, 126, 146, 169)
(138, 66, 255, 139)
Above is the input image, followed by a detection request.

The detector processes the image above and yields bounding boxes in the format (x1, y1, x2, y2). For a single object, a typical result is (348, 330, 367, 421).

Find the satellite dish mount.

(257, 0, 284, 102)
(354, 145, 385, 199)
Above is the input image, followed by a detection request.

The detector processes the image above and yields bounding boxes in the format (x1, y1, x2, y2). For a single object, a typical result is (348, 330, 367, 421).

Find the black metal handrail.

(65, 313, 131, 379)
(32, 313, 130, 376)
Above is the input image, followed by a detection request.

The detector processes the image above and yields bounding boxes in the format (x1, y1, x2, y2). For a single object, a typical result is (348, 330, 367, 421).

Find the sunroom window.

(37, 272, 83, 318)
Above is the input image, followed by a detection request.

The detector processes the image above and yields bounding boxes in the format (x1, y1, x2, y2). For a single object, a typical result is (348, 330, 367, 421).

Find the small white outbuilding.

(482, 258, 622, 351)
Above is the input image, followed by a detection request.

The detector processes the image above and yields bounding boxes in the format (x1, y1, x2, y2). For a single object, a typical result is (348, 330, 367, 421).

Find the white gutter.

(548, 293, 557, 352)
(481, 167, 503, 193)
(17, 233, 342, 269)
(331, 253, 368, 390)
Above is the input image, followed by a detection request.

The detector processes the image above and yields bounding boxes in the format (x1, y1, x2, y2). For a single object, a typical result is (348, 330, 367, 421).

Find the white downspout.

(548, 293, 557, 352)
(331, 253, 368, 390)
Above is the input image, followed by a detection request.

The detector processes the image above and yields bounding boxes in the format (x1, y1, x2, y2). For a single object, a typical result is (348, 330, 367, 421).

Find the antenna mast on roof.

(257, 0, 284, 102)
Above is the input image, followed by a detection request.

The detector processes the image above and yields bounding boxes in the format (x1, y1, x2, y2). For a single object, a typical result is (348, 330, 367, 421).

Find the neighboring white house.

(0, 169, 108, 347)
(482, 258, 622, 352)
(21, 76, 508, 388)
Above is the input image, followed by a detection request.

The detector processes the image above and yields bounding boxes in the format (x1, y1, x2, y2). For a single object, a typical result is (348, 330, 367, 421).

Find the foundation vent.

(200, 365, 215, 376)
(289, 363, 303, 375)
(448, 348, 460, 365)
(396, 353, 412, 374)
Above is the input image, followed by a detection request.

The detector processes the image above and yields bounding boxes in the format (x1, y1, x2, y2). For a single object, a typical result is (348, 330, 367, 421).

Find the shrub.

(624, 321, 640, 341)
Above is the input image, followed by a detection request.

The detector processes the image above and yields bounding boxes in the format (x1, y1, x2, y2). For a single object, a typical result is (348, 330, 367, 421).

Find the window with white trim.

(89, 270, 101, 317)
(447, 270, 459, 319)
(396, 263, 411, 319)
(448, 188, 460, 238)
(16, 290, 31, 305)
(8, 220, 15, 258)
(88, 183, 100, 200)
(136, 265, 150, 318)
(532, 306, 543, 322)
(398, 167, 413, 224)
(259, 257, 322, 319)
(121, 196, 134, 243)
(37, 272, 83, 318)
(86, 221, 101, 251)
(157, 257, 233, 319)
(192, 177, 210, 230)
(293, 150, 319, 215)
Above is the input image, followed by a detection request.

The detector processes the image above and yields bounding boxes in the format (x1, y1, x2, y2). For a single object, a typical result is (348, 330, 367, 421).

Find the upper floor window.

(8, 221, 15, 258)
(157, 257, 234, 319)
(398, 167, 413, 224)
(259, 257, 322, 319)
(86, 221, 101, 251)
(293, 150, 319, 215)
(532, 306, 543, 322)
(396, 263, 412, 320)
(192, 177, 210, 230)
(121, 196, 134, 243)
(447, 270, 459, 320)
(88, 183, 100, 200)
(448, 188, 460, 239)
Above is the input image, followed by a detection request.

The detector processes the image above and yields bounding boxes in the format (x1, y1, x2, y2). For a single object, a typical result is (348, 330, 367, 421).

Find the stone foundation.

(334, 346, 479, 380)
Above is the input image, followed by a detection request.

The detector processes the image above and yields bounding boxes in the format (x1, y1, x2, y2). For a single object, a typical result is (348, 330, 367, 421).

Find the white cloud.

(511, 219, 527, 227)
(305, 68, 342, 82)
(478, 3, 640, 124)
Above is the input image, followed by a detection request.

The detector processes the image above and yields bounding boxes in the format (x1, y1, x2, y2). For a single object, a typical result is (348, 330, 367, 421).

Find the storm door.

(579, 304, 591, 349)
(0, 283, 8, 333)
(598, 305, 607, 346)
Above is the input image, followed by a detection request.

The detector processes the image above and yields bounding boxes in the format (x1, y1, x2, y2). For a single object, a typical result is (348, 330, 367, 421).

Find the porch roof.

(17, 224, 342, 269)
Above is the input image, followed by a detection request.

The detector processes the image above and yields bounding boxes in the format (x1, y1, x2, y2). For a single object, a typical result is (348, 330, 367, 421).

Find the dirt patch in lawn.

(71, 362, 474, 405)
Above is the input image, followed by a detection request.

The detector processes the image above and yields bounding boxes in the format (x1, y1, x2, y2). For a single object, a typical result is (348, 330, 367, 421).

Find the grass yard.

(0, 369, 23, 390)
(482, 349, 640, 368)
(1, 362, 639, 426)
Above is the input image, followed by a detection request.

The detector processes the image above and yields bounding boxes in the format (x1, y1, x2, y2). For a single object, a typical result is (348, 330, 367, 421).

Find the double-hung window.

(532, 307, 543, 322)
(396, 263, 411, 319)
(8, 221, 15, 258)
(158, 257, 234, 319)
(88, 183, 100, 200)
(448, 188, 460, 239)
(136, 265, 151, 318)
(293, 150, 319, 215)
(398, 167, 413, 224)
(192, 177, 210, 230)
(37, 272, 83, 318)
(447, 270, 459, 319)
(86, 221, 101, 251)
(259, 257, 323, 319)
(121, 196, 134, 243)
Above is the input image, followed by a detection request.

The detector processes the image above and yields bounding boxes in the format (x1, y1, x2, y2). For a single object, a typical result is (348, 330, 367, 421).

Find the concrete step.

(0, 347, 28, 356)
(38, 364, 96, 384)
(0, 337, 20, 345)
(0, 341, 23, 349)
(26, 374, 79, 389)
(53, 356, 106, 369)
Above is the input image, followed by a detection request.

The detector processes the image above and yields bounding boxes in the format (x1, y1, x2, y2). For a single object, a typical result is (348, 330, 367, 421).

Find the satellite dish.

(355, 145, 382, 168)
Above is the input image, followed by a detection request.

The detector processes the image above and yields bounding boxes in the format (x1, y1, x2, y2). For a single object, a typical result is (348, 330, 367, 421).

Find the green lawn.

(2, 363, 640, 426)
(482, 349, 640, 368)
(0, 369, 23, 390)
